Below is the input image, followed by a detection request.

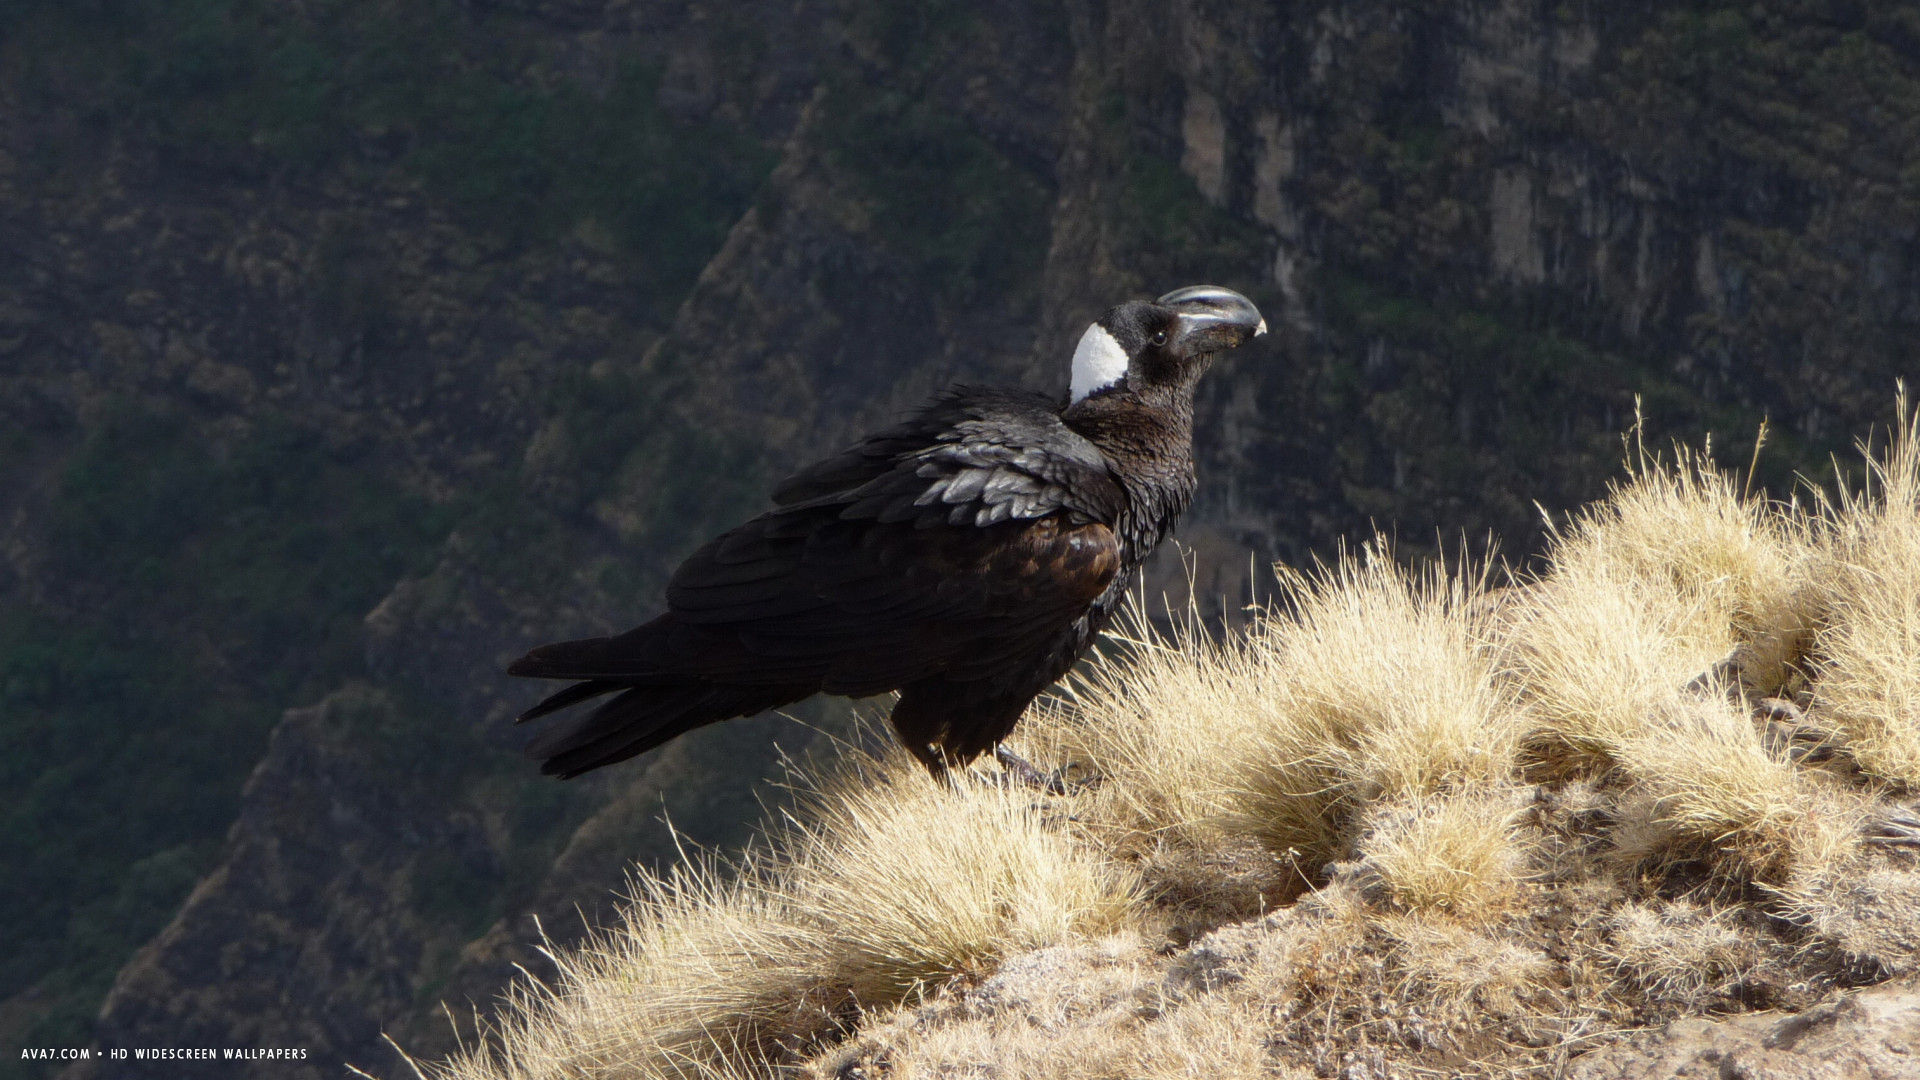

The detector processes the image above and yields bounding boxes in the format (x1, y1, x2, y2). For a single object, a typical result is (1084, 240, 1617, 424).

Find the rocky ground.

(818, 929, 1920, 1080)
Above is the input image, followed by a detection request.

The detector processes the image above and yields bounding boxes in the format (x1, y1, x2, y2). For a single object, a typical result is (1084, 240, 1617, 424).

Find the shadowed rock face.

(3, 1, 1918, 1076)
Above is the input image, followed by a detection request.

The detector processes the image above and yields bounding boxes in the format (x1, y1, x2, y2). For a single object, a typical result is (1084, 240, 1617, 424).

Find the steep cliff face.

(1051, 0, 1920, 586)
(4, 1, 1917, 1077)
(0, 0, 799, 1071)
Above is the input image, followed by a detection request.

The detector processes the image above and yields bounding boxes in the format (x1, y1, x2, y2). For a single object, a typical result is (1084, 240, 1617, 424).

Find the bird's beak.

(1158, 285, 1266, 353)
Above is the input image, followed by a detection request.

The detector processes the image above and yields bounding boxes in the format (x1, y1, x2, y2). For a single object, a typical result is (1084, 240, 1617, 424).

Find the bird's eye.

(1150, 329, 1168, 347)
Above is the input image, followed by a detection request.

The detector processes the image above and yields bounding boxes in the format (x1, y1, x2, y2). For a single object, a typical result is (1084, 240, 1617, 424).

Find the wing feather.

(517, 386, 1138, 776)
(580, 386, 1126, 696)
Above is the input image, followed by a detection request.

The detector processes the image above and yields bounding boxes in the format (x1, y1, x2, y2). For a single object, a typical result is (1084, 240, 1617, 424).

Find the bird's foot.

(993, 746, 1076, 795)
(1755, 697, 1835, 763)
(1684, 649, 1743, 697)
(1866, 807, 1920, 849)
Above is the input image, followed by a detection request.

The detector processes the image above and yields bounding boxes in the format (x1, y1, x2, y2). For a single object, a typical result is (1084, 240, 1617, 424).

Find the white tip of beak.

(1255, 318, 1268, 337)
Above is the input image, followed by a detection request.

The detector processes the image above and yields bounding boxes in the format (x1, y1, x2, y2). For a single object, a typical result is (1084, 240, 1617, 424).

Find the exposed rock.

(1567, 980, 1920, 1080)
(1491, 167, 1544, 284)
(1181, 88, 1228, 206)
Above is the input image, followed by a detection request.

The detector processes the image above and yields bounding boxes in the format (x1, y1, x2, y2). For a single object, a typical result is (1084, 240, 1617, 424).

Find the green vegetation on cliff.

(0, 0, 788, 1063)
(8, 0, 773, 305)
(818, 84, 1052, 300)
(0, 404, 454, 1057)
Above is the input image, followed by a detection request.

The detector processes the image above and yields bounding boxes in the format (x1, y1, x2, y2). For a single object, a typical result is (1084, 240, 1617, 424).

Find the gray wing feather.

(773, 386, 1124, 528)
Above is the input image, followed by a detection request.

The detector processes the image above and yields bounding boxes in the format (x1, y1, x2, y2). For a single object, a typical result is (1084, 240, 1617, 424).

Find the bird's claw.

(993, 746, 1076, 795)
(1685, 650, 1743, 697)
(1866, 808, 1920, 848)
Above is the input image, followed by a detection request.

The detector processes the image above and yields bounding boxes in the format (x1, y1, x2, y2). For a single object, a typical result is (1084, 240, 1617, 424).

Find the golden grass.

(1501, 561, 1730, 775)
(419, 857, 819, 1080)
(1607, 696, 1849, 882)
(780, 752, 1140, 1005)
(411, 750, 1136, 1080)
(418, 395, 1920, 1080)
(1549, 432, 1811, 694)
(1254, 551, 1518, 803)
(1034, 546, 1521, 881)
(1497, 423, 1817, 782)
(1031, 601, 1277, 854)
(1358, 790, 1527, 916)
(1806, 389, 1920, 786)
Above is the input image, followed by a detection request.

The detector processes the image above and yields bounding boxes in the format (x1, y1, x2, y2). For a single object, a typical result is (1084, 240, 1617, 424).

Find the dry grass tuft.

(414, 747, 1136, 1080)
(422, 857, 823, 1080)
(1376, 911, 1557, 1020)
(1499, 428, 1816, 782)
(1357, 789, 1528, 916)
(1025, 601, 1276, 855)
(1261, 549, 1517, 803)
(421, 396, 1920, 1080)
(1028, 544, 1519, 883)
(1607, 696, 1846, 883)
(1501, 562, 1729, 777)
(781, 750, 1141, 1004)
(1599, 900, 1754, 1005)
(1785, 864, 1920, 978)
(1550, 433, 1812, 694)
(1806, 389, 1920, 787)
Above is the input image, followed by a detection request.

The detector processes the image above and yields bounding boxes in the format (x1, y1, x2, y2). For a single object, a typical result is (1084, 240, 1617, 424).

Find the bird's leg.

(912, 742, 964, 789)
(994, 746, 1071, 795)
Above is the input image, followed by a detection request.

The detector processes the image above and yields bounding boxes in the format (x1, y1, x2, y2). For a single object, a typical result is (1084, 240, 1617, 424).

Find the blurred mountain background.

(1, 1, 1916, 1076)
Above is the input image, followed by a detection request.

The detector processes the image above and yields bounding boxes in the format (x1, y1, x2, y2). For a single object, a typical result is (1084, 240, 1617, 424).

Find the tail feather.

(507, 617, 680, 680)
(507, 636, 621, 679)
(528, 681, 812, 779)
(508, 616, 814, 778)
(532, 685, 712, 778)
(515, 679, 621, 723)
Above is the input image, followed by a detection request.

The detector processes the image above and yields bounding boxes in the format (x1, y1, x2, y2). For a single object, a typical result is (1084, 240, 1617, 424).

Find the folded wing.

(509, 386, 1127, 773)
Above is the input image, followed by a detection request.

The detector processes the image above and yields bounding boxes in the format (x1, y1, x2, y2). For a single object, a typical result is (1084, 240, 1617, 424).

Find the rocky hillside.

(2, 1, 1917, 1077)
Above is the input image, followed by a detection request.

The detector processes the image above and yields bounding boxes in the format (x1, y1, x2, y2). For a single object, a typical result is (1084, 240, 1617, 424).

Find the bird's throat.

(1063, 382, 1200, 542)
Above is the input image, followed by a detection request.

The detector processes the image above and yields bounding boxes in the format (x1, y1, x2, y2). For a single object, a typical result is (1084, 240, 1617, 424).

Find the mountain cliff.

(2, 1, 1916, 1077)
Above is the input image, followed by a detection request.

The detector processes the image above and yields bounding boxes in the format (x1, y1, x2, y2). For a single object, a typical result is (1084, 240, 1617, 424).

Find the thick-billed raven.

(509, 286, 1265, 779)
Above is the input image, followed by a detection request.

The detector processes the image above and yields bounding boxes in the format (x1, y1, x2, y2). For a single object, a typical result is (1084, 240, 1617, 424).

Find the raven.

(509, 286, 1265, 779)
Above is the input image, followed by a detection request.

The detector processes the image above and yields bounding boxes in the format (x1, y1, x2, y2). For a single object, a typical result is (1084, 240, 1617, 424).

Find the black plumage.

(509, 286, 1265, 778)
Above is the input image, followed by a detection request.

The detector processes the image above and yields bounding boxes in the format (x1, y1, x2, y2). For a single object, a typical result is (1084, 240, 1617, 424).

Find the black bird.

(509, 286, 1265, 780)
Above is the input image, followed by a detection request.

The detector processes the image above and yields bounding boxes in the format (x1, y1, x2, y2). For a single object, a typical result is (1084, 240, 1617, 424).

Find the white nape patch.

(1069, 323, 1129, 404)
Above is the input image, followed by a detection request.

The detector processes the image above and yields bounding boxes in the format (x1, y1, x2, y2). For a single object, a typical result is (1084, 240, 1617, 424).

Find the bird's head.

(1068, 285, 1266, 404)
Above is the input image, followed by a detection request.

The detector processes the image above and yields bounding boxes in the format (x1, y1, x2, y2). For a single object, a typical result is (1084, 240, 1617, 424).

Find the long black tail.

(523, 681, 809, 778)
(507, 630, 812, 778)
